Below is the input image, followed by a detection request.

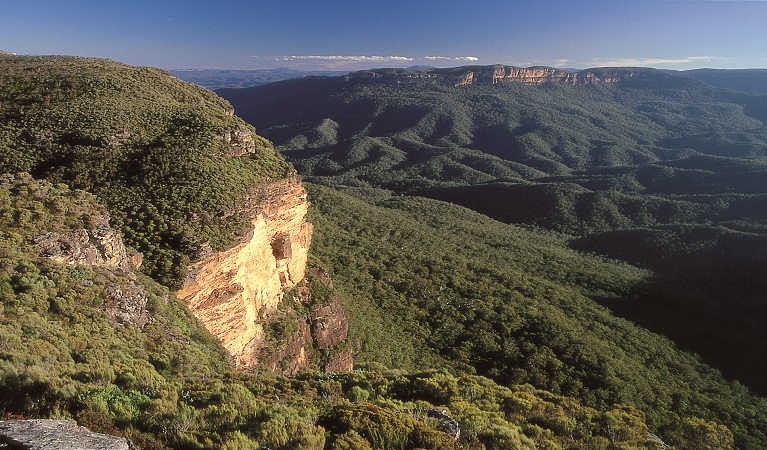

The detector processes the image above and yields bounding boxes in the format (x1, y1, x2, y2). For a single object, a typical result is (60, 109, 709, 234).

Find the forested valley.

(2, 55, 766, 448)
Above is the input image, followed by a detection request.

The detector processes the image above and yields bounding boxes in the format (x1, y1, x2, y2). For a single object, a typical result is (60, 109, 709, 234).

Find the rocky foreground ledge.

(0, 420, 129, 450)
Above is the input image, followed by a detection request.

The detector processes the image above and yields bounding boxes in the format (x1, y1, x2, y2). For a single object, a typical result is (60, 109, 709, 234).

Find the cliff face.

(176, 179, 314, 369)
(456, 66, 620, 86)
(351, 65, 649, 87)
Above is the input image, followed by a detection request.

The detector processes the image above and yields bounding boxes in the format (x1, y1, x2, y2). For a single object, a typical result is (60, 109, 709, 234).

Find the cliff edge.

(348, 64, 678, 88)
(176, 178, 350, 373)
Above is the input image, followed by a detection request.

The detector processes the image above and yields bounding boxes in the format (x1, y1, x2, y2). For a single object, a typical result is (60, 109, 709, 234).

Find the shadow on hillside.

(596, 258, 767, 397)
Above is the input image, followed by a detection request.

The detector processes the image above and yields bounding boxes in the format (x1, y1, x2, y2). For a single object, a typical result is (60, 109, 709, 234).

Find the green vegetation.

(0, 55, 294, 288)
(217, 67, 767, 447)
(221, 68, 767, 188)
(4, 57, 767, 449)
(0, 174, 686, 449)
(307, 184, 767, 449)
(222, 68, 767, 399)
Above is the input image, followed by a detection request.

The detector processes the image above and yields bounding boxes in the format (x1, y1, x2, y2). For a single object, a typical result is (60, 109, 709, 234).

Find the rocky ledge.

(0, 420, 130, 450)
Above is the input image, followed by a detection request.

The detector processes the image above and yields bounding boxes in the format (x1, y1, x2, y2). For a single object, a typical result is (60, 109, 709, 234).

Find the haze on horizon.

(1, 0, 766, 71)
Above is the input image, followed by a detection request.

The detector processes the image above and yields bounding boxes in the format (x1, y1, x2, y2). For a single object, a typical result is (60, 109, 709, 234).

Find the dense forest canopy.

(3, 56, 767, 448)
(0, 55, 294, 287)
(218, 65, 767, 447)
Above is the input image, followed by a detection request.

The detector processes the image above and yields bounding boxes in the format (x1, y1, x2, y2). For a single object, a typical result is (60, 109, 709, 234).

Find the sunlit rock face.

(456, 66, 622, 86)
(177, 179, 313, 368)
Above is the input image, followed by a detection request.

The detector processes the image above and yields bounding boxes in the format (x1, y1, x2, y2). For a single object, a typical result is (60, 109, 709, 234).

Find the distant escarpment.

(346, 64, 680, 87)
(451, 66, 619, 86)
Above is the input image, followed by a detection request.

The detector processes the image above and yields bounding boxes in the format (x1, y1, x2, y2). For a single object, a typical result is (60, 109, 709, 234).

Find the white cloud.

(257, 54, 481, 70)
(585, 56, 724, 68)
(424, 56, 479, 61)
(274, 55, 414, 62)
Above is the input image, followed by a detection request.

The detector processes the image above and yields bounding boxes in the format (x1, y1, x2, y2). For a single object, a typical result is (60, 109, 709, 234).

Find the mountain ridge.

(349, 64, 695, 88)
(4, 55, 767, 448)
(219, 62, 767, 406)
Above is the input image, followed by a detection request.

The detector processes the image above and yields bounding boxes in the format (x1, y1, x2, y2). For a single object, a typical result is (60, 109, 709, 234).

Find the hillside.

(0, 55, 720, 449)
(0, 173, 750, 450)
(218, 65, 767, 394)
(217, 64, 767, 447)
(3, 56, 767, 448)
(0, 55, 295, 288)
(307, 183, 767, 449)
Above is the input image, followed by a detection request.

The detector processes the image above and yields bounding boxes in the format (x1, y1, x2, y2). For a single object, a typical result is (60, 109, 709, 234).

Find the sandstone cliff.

(176, 178, 348, 373)
(351, 65, 649, 87)
(457, 66, 620, 86)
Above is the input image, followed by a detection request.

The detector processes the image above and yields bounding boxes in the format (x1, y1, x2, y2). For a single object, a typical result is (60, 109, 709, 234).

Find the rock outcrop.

(34, 217, 133, 273)
(425, 409, 461, 441)
(324, 347, 354, 373)
(104, 282, 150, 327)
(259, 311, 314, 376)
(32, 202, 148, 327)
(456, 66, 620, 86)
(312, 297, 349, 349)
(350, 65, 650, 87)
(220, 124, 262, 156)
(0, 419, 130, 450)
(177, 178, 314, 369)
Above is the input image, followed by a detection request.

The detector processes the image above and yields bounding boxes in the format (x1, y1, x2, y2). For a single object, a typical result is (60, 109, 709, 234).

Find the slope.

(0, 171, 675, 450)
(0, 55, 294, 288)
(220, 65, 767, 399)
(307, 183, 767, 449)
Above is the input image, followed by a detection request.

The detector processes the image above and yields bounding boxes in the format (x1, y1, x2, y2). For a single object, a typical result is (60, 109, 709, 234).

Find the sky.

(1, 1, 766, 71)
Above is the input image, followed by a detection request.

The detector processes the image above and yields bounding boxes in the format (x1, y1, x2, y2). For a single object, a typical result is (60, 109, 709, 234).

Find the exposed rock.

(455, 66, 620, 86)
(425, 409, 461, 441)
(324, 347, 354, 373)
(34, 215, 131, 273)
(647, 432, 669, 449)
(0, 419, 130, 450)
(175, 178, 354, 375)
(32, 210, 149, 328)
(455, 71, 474, 86)
(349, 65, 639, 87)
(104, 282, 149, 327)
(312, 297, 349, 349)
(129, 252, 143, 269)
(177, 179, 313, 369)
(101, 130, 132, 147)
(259, 314, 313, 376)
(220, 124, 258, 156)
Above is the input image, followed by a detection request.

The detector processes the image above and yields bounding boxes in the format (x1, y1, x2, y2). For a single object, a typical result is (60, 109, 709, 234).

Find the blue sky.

(1, 1, 766, 70)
